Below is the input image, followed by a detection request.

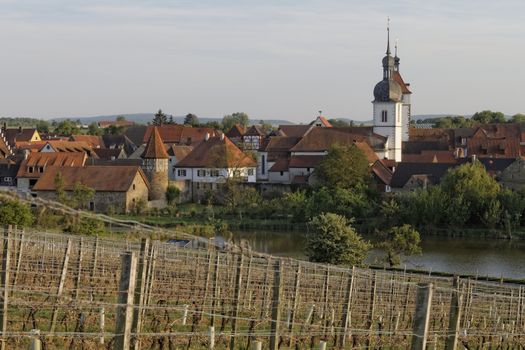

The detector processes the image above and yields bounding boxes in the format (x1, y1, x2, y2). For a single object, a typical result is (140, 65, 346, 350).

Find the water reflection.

(231, 230, 525, 280)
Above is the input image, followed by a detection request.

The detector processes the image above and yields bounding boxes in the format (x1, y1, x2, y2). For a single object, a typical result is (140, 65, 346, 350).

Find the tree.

(315, 143, 370, 189)
(36, 120, 50, 133)
(306, 213, 371, 266)
(54, 119, 80, 136)
(87, 122, 103, 136)
(471, 110, 506, 124)
(166, 185, 181, 205)
(72, 182, 95, 210)
(54, 171, 67, 204)
(152, 109, 168, 126)
(378, 225, 422, 267)
(184, 113, 199, 126)
(116, 115, 126, 122)
(222, 112, 249, 131)
(511, 114, 525, 123)
(0, 199, 33, 227)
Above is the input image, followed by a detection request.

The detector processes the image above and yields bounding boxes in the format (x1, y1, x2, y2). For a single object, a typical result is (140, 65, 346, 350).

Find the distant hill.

(53, 113, 294, 126)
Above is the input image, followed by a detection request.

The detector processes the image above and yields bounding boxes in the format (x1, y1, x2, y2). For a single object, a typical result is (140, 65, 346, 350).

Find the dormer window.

(39, 166, 44, 173)
(381, 110, 388, 123)
(28, 166, 34, 174)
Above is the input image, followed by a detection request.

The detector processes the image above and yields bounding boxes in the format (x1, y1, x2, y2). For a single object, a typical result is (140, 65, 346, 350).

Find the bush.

(0, 199, 33, 227)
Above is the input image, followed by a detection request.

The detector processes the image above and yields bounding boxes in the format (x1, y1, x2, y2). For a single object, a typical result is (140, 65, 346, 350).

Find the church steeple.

(386, 18, 391, 55)
(394, 39, 400, 72)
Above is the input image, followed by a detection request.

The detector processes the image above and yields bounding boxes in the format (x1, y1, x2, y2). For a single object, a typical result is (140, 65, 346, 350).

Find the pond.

(230, 230, 525, 280)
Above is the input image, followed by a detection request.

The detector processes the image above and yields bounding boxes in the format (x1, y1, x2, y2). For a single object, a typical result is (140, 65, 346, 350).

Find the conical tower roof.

(141, 126, 169, 159)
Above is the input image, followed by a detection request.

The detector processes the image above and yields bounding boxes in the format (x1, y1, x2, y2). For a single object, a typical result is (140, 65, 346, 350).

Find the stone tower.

(372, 24, 403, 162)
(141, 127, 169, 201)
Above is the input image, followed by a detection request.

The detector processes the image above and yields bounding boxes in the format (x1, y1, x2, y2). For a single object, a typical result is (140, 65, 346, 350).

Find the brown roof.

(141, 127, 169, 159)
(278, 125, 312, 137)
(392, 71, 412, 94)
(70, 135, 103, 148)
(0, 133, 12, 158)
(290, 127, 384, 152)
(176, 136, 256, 168)
(142, 125, 219, 145)
(226, 124, 246, 138)
(354, 141, 379, 164)
(2, 128, 39, 146)
(92, 148, 125, 160)
(371, 160, 393, 185)
(289, 155, 324, 168)
(268, 158, 290, 172)
(17, 152, 87, 179)
(33, 165, 149, 192)
(39, 141, 94, 153)
(167, 145, 193, 161)
(402, 150, 457, 163)
(244, 125, 265, 136)
(402, 140, 450, 155)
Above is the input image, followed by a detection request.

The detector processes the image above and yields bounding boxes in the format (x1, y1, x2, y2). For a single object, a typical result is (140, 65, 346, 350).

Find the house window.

(89, 202, 95, 211)
(381, 110, 388, 123)
(133, 184, 136, 190)
(39, 166, 44, 173)
(233, 170, 241, 177)
(248, 168, 254, 176)
(210, 170, 220, 177)
(177, 169, 187, 177)
(197, 170, 205, 177)
(28, 166, 34, 174)
(261, 155, 266, 175)
(280, 171, 284, 176)
(196, 182, 201, 189)
(3, 177, 11, 182)
(307, 167, 311, 172)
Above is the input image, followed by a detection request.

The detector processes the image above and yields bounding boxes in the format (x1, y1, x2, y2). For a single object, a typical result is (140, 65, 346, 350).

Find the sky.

(0, 0, 524, 123)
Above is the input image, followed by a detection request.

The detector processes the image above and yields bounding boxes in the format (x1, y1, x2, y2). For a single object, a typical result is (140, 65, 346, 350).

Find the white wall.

(268, 171, 290, 184)
(373, 101, 403, 162)
(174, 167, 257, 183)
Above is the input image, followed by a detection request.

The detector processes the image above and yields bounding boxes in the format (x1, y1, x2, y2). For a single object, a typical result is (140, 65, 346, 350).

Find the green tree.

(72, 182, 95, 210)
(222, 112, 249, 131)
(316, 143, 370, 189)
(0, 199, 33, 227)
(306, 213, 371, 266)
(87, 122, 103, 136)
(471, 110, 506, 124)
(166, 185, 181, 205)
(511, 114, 525, 123)
(36, 120, 51, 133)
(184, 113, 199, 126)
(54, 171, 67, 204)
(54, 119, 80, 136)
(379, 225, 422, 267)
(116, 115, 126, 122)
(152, 109, 168, 126)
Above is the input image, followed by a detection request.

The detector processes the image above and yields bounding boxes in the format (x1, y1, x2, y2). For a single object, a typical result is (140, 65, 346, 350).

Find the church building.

(372, 25, 412, 162)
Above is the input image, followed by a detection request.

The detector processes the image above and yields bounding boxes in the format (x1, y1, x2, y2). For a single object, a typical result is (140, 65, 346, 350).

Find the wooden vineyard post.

(288, 263, 301, 347)
(445, 277, 463, 350)
(0, 226, 12, 350)
(50, 238, 72, 333)
(210, 253, 220, 326)
(229, 254, 244, 350)
(99, 307, 105, 345)
(411, 283, 434, 350)
(338, 267, 355, 348)
(269, 260, 283, 350)
(114, 252, 138, 350)
(74, 238, 83, 301)
(365, 271, 377, 349)
(131, 238, 149, 350)
(12, 228, 24, 290)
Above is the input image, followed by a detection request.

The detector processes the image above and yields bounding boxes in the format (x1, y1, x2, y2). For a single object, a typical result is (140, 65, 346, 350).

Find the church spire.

(386, 17, 391, 55)
(394, 38, 400, 71)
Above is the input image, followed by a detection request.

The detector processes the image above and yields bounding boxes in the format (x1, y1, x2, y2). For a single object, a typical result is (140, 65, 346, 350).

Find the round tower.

(141, 127, 169, 201)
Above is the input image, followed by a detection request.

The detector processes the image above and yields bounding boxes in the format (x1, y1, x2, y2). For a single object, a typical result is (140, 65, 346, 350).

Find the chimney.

(472, 154, 477, 163)
(18, 126, 22, 133)
(204, 132, 210, 141)
(220, 133, 225, 141)
(23, 149, 29, 160)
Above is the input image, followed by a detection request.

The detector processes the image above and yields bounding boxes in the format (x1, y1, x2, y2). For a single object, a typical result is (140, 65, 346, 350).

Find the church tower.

(372, 23, 403, 162)
(392, 41, 412, 142)
(141, 127, 169, 201)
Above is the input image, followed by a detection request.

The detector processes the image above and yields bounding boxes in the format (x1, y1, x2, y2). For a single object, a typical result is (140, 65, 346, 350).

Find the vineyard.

(0, 225, 522, 349)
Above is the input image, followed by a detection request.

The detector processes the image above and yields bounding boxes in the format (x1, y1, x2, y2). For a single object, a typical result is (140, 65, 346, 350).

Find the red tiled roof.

(268, 158, 290, 172)
(176, 136, 256, 168)
(289, 155, 324, 168)
(2, 128, 39, 146)
(244, 125, 265, 136)
(70, 135, 103, 148)
(142, 125, 219, 144)
(402, 150, 457, 163)
(392, 71, 412, 94)
(37, 141, 94, 153)
(141, 127, 169, 159)
(226, 124, 246, 138)
(33, 165, 149, 192)
(278, 125, 312, 138)
(371, 160, 393, 185)
(354, 141, 379, 164)
(167, 145, 193, 161)
(17, 152, 87, 179)
(290, 128, 383, 153)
